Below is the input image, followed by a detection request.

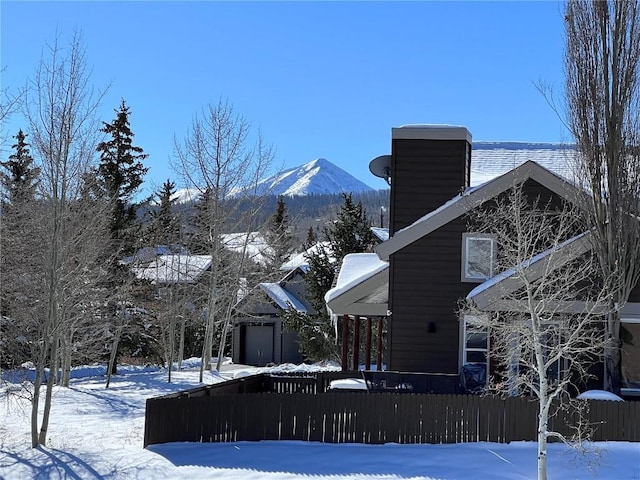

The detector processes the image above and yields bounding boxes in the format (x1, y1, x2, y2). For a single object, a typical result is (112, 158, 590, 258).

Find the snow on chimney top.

(392, 125, 472, 143)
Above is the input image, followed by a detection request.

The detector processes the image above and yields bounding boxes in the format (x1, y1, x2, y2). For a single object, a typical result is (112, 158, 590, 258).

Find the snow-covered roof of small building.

(371, 227, 389, 242)
(221, 232, 273, 266)
(259, 283, 307, 312)
(280, 242, 333, 272)
(130, 254, 212, 284)
(325, 253, 389, 316)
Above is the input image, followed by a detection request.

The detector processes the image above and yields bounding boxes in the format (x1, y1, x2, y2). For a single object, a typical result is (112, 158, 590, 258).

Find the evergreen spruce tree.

(0, 130, 41, 354)
(95, 99, 148, 254)
(324, 193, 375, 260)
(265, 195, 294, 274)
(305, 226, 316, 245)
(150, 179, 180, 246)
(0, 130, 39, 205)
(94, 100, 149, 378)
(284, 193, 375, 363)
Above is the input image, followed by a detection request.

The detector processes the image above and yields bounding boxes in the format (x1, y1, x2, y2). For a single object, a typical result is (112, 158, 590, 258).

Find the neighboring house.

(221, 232, 273, 267)
(234, 231, 391, 367)
(232, 242, 328, 366)
(232, 264, 311, 367)
(129, 252, 213, 285)
(326, 125, 640, 397)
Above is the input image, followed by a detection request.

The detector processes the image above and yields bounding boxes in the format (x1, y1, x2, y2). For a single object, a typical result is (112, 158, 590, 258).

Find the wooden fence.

(144, 372, 640, 447)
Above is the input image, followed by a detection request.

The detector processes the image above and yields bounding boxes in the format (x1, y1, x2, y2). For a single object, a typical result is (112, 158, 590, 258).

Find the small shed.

(232, 267, 309, 366)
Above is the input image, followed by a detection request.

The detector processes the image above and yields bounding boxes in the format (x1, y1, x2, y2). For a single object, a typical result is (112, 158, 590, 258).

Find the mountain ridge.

(252, 158, 374, 197)
(171, 158, 374, 203)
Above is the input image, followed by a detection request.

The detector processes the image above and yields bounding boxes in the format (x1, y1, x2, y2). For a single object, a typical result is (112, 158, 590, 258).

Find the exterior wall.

(387, 126, 472, 372)
(390, 136, 471, 234)
(232, 316, 300, 366)
(629, 283, 640, 303)
(388, 218, 473, 372)
(388, 173, 573, 374)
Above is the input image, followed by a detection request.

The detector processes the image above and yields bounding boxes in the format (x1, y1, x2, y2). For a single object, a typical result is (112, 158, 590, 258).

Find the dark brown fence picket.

(143, 373, 640, 447)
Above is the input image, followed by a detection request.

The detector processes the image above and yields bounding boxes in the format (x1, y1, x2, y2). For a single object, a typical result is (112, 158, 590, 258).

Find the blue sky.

(1, 1, 569, 196)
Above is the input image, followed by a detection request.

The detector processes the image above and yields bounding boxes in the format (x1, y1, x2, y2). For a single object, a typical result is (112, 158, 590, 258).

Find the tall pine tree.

(95, 99, 148, 254)
(324, 193, 375, 260)
(283, 193, 375, 362)
(265, 195, 295, 275)
(0, 130, 41, 338)
(0, 129, 40, 205)
(95, 100, 148, 379)
(149, 179, 180, 246)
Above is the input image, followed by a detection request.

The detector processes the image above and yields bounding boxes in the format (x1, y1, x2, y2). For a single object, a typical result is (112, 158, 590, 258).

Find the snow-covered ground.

(1, 360, 639, 479)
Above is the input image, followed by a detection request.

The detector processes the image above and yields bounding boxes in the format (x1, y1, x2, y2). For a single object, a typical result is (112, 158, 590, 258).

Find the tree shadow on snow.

(0, 446, 110, 480)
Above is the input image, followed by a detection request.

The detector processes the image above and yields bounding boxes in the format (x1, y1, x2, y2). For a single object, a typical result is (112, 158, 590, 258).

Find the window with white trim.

(461, 233, 495, 282)
(621, 318, 640, 392)
(462, 315, 489, 371)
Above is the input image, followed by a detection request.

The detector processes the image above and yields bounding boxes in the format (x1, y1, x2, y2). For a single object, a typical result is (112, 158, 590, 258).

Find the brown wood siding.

(387, 176, 576, 374)
(629, 283, 640, 303)
(389, 218, 472, 373)
(390, 139, 470, 234)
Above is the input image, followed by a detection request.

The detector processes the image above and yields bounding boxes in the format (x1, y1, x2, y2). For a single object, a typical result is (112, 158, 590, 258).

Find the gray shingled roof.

(471, 142, 576, 186)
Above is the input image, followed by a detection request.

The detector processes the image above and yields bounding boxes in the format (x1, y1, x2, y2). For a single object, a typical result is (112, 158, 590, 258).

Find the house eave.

(326, 266, 389, 317)
(376, 161, 585, 261)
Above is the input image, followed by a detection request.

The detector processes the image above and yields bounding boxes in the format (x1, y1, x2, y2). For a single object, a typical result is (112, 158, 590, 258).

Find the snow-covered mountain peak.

(254, 158, 374, 197)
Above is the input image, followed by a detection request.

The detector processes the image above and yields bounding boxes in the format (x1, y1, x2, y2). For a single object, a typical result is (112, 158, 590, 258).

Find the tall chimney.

(389, 125, 472, 234)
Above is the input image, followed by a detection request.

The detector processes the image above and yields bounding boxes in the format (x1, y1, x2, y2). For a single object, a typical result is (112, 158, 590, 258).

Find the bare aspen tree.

(462, 185, 610, 480)
(0, 68, 23, 149)
(565, 0, 640, 393)
(22, 31, 107, 447)
(174, 99, 273, 379)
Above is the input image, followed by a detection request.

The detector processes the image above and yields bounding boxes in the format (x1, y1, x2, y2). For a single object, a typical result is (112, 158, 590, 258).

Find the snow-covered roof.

(471, 142, 577, 186)
(325, 253, 389, 316)
(130, 254, 212, 284)
(280, 242, 333, 272)
(371, 227, 389, 242)
(466, 231, 604, 314)
(221, 232, 273, 266)
(259, 283, 307, 312)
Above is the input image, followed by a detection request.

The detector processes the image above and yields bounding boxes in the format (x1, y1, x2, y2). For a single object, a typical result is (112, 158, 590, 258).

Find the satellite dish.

(369, 155, 392, 185)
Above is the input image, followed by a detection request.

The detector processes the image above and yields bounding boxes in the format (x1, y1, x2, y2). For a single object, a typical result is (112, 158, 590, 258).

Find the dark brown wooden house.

(327, 125, 640, 397)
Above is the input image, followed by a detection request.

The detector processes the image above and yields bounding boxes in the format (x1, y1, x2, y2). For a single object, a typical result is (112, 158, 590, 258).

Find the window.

(506, 320, 566, 395)
(460, 315, 489, 392)
(621, 318, 640, 393)
(462, 315, 489, 368)
(462, 233, 495, 282)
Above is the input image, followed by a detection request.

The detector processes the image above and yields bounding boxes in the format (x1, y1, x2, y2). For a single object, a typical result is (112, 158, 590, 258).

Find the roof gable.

(258, 283, 307, 313)
(376, 161, 584, 260)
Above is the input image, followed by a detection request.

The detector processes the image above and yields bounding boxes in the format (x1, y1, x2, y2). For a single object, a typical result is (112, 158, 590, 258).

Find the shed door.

(245, 325, 274, 366)
(282, 330, 302, 364)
